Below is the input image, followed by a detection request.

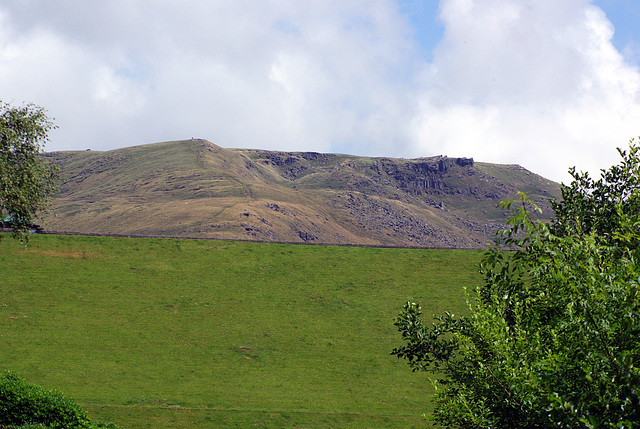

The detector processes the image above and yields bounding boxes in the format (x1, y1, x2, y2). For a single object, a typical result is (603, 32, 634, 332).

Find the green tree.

(392, 140, 640, 428)
(0, 101, 59, 241)
(550, 142, 640, 248)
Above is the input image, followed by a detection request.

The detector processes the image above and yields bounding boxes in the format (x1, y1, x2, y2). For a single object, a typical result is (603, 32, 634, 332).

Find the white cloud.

(0, 0, 639, 181)
(0, 0, 420, 154)
(411, 0, 640, 182)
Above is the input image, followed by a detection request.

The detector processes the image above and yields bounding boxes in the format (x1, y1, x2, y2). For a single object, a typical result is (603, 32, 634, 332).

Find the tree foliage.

(550, 143, 640, 248)
(0, 101, 59, 241)
(392, 140, 640, 428)
(0, 370, 121, 429)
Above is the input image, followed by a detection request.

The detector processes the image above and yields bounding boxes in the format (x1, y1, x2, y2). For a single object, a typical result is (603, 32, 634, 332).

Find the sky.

(1, 0, 640, 183)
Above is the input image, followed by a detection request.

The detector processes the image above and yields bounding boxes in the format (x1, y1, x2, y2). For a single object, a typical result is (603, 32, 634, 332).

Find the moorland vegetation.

(45, 139, 560, 248)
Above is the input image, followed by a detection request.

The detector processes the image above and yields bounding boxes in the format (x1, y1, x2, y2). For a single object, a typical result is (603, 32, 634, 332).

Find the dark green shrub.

(0, 370, 120, 429)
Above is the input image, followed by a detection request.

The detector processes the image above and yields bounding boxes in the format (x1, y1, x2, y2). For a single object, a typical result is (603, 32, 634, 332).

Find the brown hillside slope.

(44, 139, 560, 248)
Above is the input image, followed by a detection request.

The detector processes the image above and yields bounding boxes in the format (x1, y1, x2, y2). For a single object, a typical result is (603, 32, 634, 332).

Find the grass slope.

(0, 234, 484, 428)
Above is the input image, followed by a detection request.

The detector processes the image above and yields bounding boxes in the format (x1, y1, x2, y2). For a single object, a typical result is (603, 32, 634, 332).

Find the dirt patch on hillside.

(21, 249, 90, 259)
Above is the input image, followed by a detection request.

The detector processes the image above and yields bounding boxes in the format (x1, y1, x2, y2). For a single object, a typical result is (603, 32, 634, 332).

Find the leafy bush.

(393, 140, 640, 428)
(0, 370, 121, 429)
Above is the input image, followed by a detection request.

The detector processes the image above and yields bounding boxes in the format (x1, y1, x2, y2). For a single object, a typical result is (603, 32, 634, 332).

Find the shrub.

(0, 370, 121, 429)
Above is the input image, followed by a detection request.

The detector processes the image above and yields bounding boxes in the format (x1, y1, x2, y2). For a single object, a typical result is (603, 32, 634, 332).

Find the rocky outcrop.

(368, 157, 476, 196)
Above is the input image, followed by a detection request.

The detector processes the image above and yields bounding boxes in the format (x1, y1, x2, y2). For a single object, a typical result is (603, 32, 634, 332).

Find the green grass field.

(0, 234, 484, 428)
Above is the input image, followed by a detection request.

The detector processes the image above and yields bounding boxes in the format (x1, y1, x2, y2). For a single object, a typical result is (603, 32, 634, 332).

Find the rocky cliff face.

(371, 157, 476, 195)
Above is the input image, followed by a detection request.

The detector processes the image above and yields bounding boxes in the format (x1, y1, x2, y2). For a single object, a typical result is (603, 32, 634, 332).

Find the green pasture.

(0, 234, 483, 428)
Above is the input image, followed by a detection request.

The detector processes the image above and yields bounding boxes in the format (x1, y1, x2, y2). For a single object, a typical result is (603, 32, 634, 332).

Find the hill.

(44, 139, 560, 247)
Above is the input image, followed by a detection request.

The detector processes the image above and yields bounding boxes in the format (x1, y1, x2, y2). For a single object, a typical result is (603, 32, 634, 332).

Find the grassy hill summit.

(45, 139, 560, 247)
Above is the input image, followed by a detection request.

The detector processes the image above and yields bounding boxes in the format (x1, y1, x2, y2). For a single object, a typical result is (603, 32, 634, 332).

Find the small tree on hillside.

(392, 139, 640, 428)
(0, 101, 59, 241)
